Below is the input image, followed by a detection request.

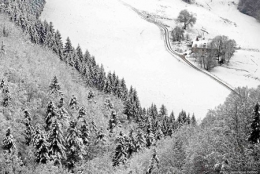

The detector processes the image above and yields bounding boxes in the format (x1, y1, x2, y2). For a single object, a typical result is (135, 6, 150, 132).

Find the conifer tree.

(108, 110, 118, 133)
(80, 120, 90, 146)
(87, 90, 95, 100)
(2, 85, 11, 107)
(57, 97, 64, 108)
(146, 131, 155, 148)
(248, 103, 260, 144)
(78, 107, 86, 119)
(69, 95, 78, 109)
(159, 104, 168, 118)
(76, 45, 84, 63)
(186, 114, 191, 125)
(23, 110, 34, 146)
(119, 78, 128, 101)
(48, 120, 66, 166)
(146, 149, 160, 174)
(45, 101, 57, 131)
(63, 37, 73, 63)
(3, 128, 16, 153)
(126, 129, 136, 157)
(0, 79, 5, 89)
(44, 21, 55, 48)
(33, 125, 50, 164)
(191, 113, 197, 126)
(49, 76, 62, 96)
(54, 30, 63, 59)
(112, 132, 127, 166)
(66, 121, 84, 170)
(135, 129, 146, 151)
(97, 64, 106, 91)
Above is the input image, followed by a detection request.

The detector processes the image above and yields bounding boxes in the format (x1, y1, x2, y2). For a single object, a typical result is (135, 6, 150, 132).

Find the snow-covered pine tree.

(146, 149, 160, 174)
(66, 121, 84, 170)
(49, 76, 62, 96)
(248, 103, 260, 144)
(69, 95, 78, 110)
(2, 85, 11, 107)
(108, 110, 118, 133)
(33, 125, 50, 164)
(48, 119, 66, 166)
(45, 101, 57, 131)
(78, 107, 86, 119)
(0, 79, 5, 89)
(23, 110, 34, 146)
(135, 129, 146, 151)
(3, 128, 16, 153)
(54, 30, 63, 59)
(112, 132, 127, 166)
(79, 120, 90, 146)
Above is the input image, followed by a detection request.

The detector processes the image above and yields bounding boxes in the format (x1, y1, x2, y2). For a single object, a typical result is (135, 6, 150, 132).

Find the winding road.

(121, 1, 239, 95)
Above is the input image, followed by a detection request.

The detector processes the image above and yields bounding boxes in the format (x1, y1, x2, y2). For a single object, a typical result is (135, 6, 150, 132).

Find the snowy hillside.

(41, 0, 259, 119)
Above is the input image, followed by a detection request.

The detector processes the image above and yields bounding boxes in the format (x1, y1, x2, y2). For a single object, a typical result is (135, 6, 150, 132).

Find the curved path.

(121, 1, 239, 95)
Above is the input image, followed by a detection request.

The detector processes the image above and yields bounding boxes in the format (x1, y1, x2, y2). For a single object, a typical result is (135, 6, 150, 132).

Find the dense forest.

(238, 0, 260, 21)
(0, 0, 259, 173)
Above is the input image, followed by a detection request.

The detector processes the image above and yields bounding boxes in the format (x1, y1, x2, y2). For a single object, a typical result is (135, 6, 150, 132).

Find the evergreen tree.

(108, 110, 118, 133)
(135, 129, 146, 151)
(97, 64, 106, 91)
(112, 132, 127, 166)
(159, 104, 168, 118)
(87, 90, 95, 100)
(119, 78, 128, 101)
(66, 121, 84, 170)
(69, 95, 78, 109)
(79, 120, 90, 145)
(33, 125, 50, 164)
(3, 128, 16, 153)
(146, 149, 160, 174)
(44, 21, 55, 48)
(63, 37, 73, 63)
(49, 76, 62, 96)
(191, 113, 197, 126)
(54, 30, 63, 59)
(76, 45, 84, 63)
(78, 107, 86, 119)
(48, 120, 66, 166)
(23, 110, 34, 146)
(146, 131, 155, 148)
(0, 79, 5, 89)
(45, 101, 57, 131)
(2, 85, 11, 107)
(186, 114, 191, 125)
(248, 103, 260, 144)
(178, 110, 187, 126)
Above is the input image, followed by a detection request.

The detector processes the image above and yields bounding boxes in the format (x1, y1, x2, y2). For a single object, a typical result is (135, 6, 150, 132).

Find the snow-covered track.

(121, 1, 239, 95)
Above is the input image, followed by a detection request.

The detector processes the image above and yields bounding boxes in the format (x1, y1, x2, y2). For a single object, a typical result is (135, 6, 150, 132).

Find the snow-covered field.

(41, 0, 259, 119)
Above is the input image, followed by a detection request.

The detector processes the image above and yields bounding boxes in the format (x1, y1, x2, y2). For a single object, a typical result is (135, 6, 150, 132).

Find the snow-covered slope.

(41, 0, 249, 119)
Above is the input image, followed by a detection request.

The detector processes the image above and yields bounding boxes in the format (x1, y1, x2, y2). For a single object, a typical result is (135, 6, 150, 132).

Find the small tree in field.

(177, 10, 196, 30)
